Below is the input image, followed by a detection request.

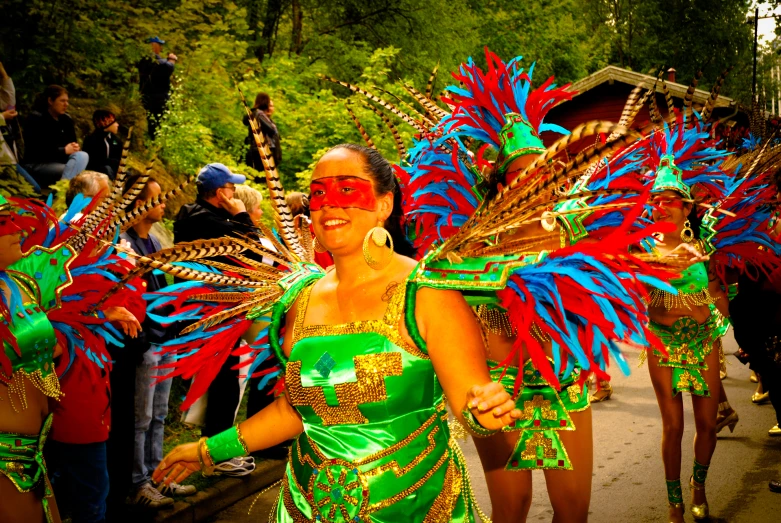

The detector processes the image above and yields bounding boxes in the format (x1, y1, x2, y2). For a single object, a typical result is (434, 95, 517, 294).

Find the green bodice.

(649, 261, 713, 310)
(1, 271, 62, 411)
(276, 283, 473, 523)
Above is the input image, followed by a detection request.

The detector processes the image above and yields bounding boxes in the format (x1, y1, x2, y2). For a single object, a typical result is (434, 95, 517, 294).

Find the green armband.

(205, 425, 249, 463)
(460, 406, 499, 438)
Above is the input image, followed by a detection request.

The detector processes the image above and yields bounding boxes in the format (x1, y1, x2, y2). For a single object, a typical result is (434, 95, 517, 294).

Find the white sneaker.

(130, 482, 175, 508)
(212, 456, 256, 477)
(158, 480, 197, 497)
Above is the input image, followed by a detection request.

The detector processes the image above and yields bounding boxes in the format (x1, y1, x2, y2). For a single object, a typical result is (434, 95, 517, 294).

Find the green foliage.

(0, 166, 39, 199)
(583, 0, 757, 103)
(0, 0, 765, 210)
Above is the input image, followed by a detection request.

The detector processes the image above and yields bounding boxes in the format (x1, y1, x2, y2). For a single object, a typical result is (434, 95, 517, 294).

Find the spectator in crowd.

(138, 36, 177, 138)
(22, 85, 89, 189)
(45, 177, 117, 523)
(285, 191, 309, 217)
(243, 92, 281, 170)
(175, 164, 259, 450)
(234, 184, 264, 226)
(120, 175, 196, 508)
(65, 170, 110, 207)
(83, 110, 122, 179)
(0, 61, 40, 192)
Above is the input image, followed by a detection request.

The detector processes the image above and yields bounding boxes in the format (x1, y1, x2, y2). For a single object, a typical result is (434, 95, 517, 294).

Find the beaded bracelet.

(461, 406, 499, 438)
(196, 437, 215, 476)
(205, 425, 249, 463)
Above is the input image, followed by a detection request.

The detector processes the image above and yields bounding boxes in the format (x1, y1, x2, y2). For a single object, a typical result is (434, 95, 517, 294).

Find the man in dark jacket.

(83, 110, 122, 178)
(138, 36, 177, 138)
(175, 163, 257, 440)
(23, 85, 89, 188)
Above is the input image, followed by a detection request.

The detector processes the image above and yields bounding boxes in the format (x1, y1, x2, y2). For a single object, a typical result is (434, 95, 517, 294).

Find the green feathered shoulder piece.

(261, 261, 326, 367)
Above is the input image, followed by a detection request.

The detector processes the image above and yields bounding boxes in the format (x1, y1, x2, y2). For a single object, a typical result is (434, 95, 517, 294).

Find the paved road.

(208, 329, 781, 522)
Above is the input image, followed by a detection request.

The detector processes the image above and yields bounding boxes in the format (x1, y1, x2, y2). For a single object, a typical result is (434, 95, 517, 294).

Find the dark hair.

(327, 143, 416, 257)
(686, 205, 702, 240)
(123, 173, 159, 214)
(253, 92, 271, 111)
(196, 183, 219, 200)
(35, 85, 68, 112)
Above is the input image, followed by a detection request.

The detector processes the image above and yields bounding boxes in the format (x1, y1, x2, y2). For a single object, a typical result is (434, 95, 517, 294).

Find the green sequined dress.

(273, 282, 475, 523)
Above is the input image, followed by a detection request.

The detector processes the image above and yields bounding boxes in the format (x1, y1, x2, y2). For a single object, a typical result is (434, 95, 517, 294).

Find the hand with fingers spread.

(103, 305, 142, 337)
(154, 442, 205, 486)
(465, 381, 522, 431)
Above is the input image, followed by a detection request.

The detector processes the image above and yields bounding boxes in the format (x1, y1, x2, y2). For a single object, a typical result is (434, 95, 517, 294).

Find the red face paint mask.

(309, 177, 377, 211)
(650, 196, 684, 211)
(0, 215, 21, 237)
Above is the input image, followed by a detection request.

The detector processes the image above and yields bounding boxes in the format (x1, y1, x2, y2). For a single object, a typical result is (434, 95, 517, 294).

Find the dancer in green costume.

(0, 193, 142, 523)
(154, 144, 522, 522)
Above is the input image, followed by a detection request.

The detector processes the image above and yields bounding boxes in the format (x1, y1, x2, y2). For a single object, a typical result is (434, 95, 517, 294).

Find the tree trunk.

(259, 0, 284, 62)
(290, 0, 303, 55)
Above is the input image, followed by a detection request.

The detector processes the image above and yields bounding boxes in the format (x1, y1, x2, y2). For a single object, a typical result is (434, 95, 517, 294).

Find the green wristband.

(460, 406, 499, 438)
(205, 426, 249, 463)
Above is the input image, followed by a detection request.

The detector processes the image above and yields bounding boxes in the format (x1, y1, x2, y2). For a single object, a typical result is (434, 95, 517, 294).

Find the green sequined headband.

(496, 113, 546, 175)
(651, 154, 691, 199)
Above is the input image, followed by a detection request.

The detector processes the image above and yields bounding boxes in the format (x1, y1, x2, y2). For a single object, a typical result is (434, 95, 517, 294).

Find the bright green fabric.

(488, 359, 588, 471)
(0, 414, 55, 522)
(276, 284, 474, 523)
(669, 262, 708, 294)
(648, 313, 719, 397)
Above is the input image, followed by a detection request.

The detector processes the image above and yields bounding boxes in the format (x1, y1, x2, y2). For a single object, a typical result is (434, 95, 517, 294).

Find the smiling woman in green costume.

(154, 144, 522, 522)
(640, 118, 732, 523)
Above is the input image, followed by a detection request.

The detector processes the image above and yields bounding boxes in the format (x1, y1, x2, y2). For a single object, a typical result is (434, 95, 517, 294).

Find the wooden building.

(541, 66, 749, 150)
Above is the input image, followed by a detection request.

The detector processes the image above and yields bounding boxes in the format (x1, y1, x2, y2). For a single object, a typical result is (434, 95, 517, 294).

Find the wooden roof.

(567, 66, 736, 109)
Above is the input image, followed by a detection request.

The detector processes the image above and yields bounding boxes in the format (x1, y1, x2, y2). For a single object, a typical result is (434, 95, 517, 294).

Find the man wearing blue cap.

(174, 164, 260, 450)
(138, 37, 177, 138)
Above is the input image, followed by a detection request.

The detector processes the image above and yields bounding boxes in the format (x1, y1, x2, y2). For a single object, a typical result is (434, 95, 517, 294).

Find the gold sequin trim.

(367, 445, 449, 513)
(281, 472, 309, 523)
(292, 283, 428, 360)
(422, 452, 463, 522)
(364, 425, 441, 478)
(520, 432, 558, 461)
(475, 305, 515, 337)
(286, 352, 403, 426)
(648, 288, 714, 311)
(676, 370, 705, 392)
(1, 368, 63, 412)
(519, 395, 558, 421)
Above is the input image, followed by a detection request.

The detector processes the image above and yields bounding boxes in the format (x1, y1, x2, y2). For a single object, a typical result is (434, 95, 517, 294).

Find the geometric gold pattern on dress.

(368, 448, 449, 513)
(312, 464, 365, 522)
(286, 352, 403, 425)
(519, 394, 557, 421)
(520, 432, 558, 461)
(292, 283, 428, 360)
(666, 344, 699, 365)
(676, 370, 704, 392)
(422, 456, 463, 523)
(567, 383, 583, 404)
(364, 426, 440, 478)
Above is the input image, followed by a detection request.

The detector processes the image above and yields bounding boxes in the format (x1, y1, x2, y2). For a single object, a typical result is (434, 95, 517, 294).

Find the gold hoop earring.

(313, 236, 328, 253)
(363, 225, 394, 270)
(680, 220, 694, 243)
